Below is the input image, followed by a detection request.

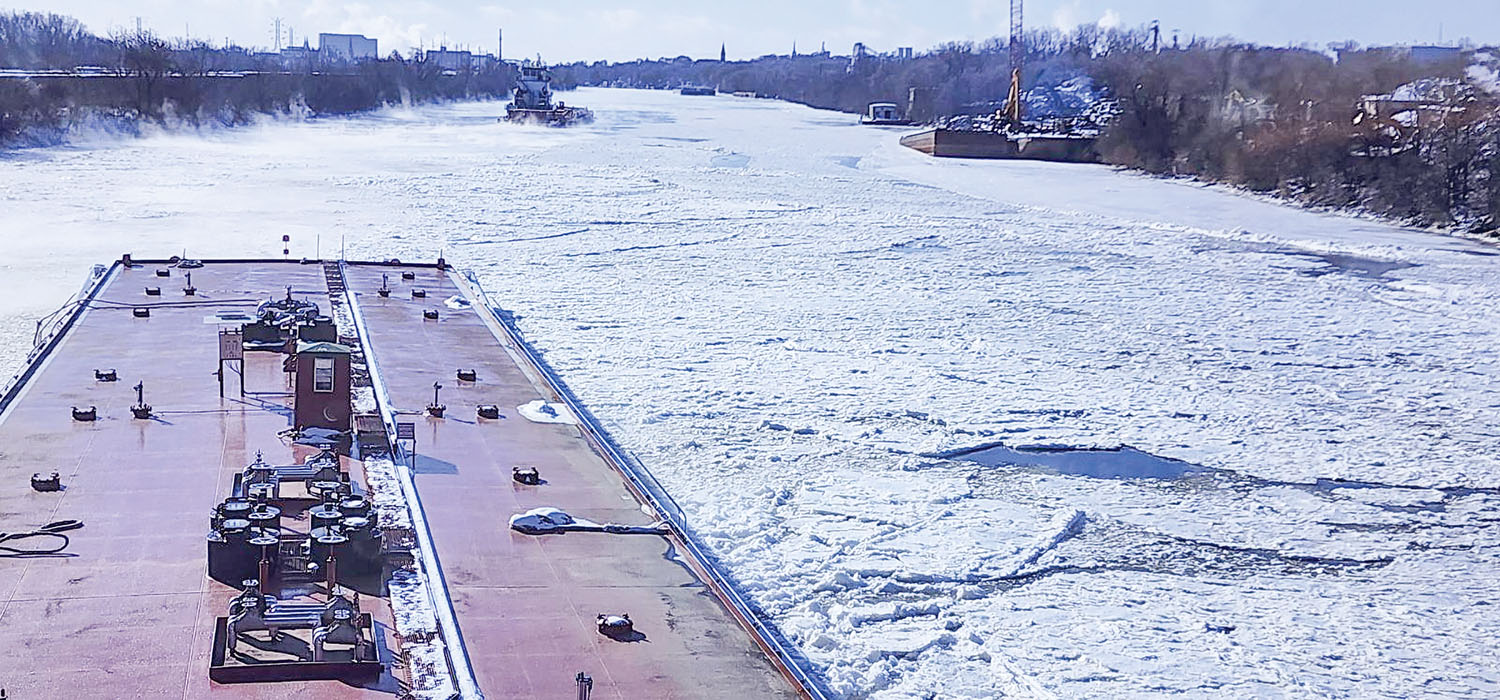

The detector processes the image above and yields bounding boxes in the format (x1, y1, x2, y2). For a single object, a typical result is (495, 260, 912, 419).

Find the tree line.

(0, 11, 516, 147)
(554, 29, 1498, 234)
(550, 27, 1146, 120)
(1091, 43, 1494, 231)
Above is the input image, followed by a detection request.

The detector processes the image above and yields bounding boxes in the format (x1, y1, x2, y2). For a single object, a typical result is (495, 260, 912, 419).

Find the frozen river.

(3, 88, 1499, 698)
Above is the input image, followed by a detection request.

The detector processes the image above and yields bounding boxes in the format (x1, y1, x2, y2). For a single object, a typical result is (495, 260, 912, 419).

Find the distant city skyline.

(25, 1, 1500, 62)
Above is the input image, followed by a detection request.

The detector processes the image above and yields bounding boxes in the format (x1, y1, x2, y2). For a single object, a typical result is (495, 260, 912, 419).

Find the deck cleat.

(423, 309, 439, 320)
(31, 472, 62, 492)
(596, 613, 634, 639)
(477, 404, 501, 420)
(94, 368, 117, 382)
(71, 405, 97, 422)
(512, 466, 540, 485)
(145, 286, 161, 296)
(130, 381, 153, 419)
(132, 307, 150, 318)
(456, 368, 478, 382)
(400, 271, 416, 281)
(411, 288, 427, 299)
(155, 268, 171, 277)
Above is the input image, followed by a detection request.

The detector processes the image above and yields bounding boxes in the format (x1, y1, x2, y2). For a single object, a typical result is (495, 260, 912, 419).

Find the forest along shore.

(0, 11, 515, 147)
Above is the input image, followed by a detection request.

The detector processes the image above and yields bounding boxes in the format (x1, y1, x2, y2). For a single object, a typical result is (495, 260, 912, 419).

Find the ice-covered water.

(3, 89, 1499, 698)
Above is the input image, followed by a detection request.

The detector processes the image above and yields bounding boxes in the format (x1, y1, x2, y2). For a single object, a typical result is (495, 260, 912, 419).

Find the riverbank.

(0, 69, 515, 149)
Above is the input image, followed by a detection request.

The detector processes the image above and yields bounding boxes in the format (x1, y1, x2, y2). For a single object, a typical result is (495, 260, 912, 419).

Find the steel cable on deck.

(86, 298, 261, 309)
(0, 519, 84, 556)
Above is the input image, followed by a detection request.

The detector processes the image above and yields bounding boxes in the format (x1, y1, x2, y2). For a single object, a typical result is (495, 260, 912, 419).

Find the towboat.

(503, 64, 594, 127)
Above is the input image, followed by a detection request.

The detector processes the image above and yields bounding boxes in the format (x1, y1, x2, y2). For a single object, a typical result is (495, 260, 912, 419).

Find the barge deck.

(0, 259, 807, 698)
(0, 262, 401, 698)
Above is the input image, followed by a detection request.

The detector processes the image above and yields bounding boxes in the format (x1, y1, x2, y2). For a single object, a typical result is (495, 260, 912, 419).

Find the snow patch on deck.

(518, 398, 577, 424)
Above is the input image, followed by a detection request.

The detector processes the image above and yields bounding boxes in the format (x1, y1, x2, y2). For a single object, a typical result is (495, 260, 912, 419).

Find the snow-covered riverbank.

(3, 88, 1497, 698)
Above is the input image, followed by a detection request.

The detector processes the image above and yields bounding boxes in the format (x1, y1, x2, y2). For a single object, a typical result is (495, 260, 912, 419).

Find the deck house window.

(314, 357, 335, 392)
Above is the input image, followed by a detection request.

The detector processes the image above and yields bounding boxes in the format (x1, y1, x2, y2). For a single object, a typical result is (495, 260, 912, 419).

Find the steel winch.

(213, 578, 380, 682)
(207, 443, 385, 684)
(208, 451, 383, 588)
(241, 288, 323, 351)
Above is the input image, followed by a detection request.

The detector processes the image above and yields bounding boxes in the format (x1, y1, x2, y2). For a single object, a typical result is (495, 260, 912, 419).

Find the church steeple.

(720, 43, 726, 62)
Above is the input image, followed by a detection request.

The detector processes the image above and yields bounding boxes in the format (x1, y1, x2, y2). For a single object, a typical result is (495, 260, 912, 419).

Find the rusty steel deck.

(1, 259, 803, 699)
(345, 265, 798, 699)
(0, 262, 401, 699)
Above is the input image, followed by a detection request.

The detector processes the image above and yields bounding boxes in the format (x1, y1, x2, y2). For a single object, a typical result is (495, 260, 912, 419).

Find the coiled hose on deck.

(0, 519, 84, 556)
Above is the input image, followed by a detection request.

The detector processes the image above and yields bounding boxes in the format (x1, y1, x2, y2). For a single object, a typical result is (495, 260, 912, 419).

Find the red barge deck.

(0, 258, 813, 699)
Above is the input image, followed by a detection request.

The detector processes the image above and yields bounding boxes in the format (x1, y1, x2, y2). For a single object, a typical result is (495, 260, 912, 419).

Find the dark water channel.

(947, 443, 1203, 480)
(938, 441, 1500, 503)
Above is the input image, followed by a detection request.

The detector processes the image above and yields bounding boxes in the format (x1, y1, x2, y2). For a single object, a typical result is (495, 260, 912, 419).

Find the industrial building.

(425, 48, 473, 71)
(319, 33, 378, 61)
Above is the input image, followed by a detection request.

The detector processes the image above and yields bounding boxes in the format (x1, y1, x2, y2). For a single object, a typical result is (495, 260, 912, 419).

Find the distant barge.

(899, 128, 1099, 162)
(0, 256, 821, 698)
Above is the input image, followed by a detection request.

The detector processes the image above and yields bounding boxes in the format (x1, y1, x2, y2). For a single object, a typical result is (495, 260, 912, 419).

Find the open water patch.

(1296, 252, 1415, 279)
(710, 153, 751, 168)
(945, 443, 1206, 480)
(943, 440, 1500, 494)
(1214, 240, 1418, 280)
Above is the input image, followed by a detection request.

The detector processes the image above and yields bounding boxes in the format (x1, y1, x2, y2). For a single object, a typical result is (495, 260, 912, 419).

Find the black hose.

(0, 519, 84, 556)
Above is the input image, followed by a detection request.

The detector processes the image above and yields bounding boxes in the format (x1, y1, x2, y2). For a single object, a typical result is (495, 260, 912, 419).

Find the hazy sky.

(24, 1, 1500, 62)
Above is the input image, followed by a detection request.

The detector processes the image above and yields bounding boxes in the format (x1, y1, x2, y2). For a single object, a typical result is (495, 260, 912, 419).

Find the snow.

(1468, 51, 1500, 95)
(361, 454, 414, 532)
(2, 88, 1499, 698)
(517, 398, 577, 424)
(508, 506, 583, 533)
(388, 569, 457, 699)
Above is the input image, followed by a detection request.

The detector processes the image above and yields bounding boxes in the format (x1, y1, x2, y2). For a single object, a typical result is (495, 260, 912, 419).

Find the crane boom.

(1003, 0, 1023, 125)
